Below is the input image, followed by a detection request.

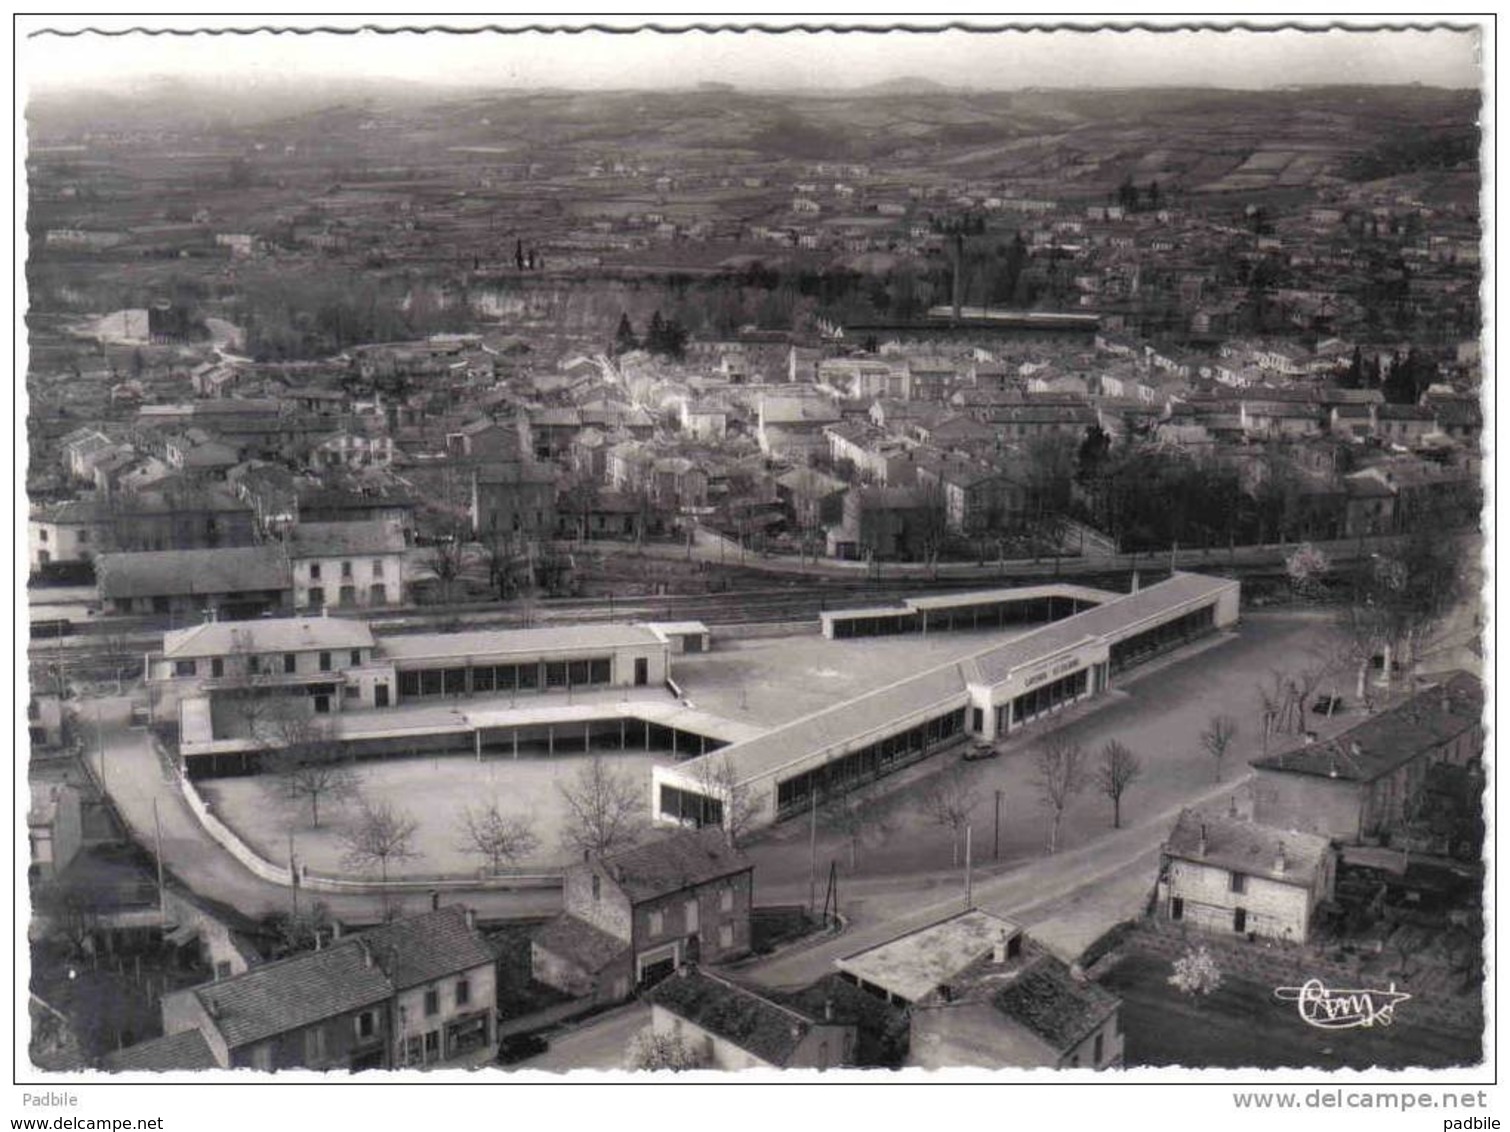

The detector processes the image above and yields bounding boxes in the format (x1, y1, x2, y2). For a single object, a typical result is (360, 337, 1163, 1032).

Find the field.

(1100, 949, 1480, 1070)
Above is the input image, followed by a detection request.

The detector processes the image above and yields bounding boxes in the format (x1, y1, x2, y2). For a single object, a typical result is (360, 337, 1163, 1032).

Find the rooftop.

(102, 1028, 220, 1072)
(597, 827, 752, 904)
(162, 615, 376, 659)
(284, 519, 405, 558)
(96, 546, 289, 600)
(1163, 808, 1332, 885)
(1250, 671, 1483, 783)
(837, 909, 1023, 1004)
(648, 969, 826, 1068)
(379, 623, 664, 664)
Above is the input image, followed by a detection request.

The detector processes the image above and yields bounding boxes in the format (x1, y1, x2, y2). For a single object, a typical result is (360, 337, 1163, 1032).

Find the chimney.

(331, 921, 342, 940)
(1274, 842, 1288, 875)
(205, 998, 221, 1020)
(1228, 795, 1239, 819)
(1130, 570, 1140, 594)
(359, 940, 373, 968)
(464, 907, 477, 932)
(824, 998, 834, 1022)
(314, 930, 323, 952)
(431, 890, 441, 912)
(1197, 823, 1208, 858)
(992, 931, 1008, 965)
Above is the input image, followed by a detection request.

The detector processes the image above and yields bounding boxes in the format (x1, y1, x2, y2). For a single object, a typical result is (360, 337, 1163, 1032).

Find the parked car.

(964, 740, 999, 762)
(496, 1032, 549, 1064)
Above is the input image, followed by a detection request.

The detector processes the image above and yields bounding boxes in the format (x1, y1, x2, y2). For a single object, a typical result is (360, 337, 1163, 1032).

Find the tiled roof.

(1164, 808, 1331, 885)
(648, 969, 818, 1067)
(600, 828, 752, 903)
(97, 546, 290, 600)
(532, 914, 631, 974)
(286, 519, 405, 558)
(992, 955, 1121, 1053)
(102, 1028, 219, 1072)
(1251, 671, 1483, 783)
(194, 939, 393, 1049)
(358, 905, 495, 990)
(162, 615, 375, 659)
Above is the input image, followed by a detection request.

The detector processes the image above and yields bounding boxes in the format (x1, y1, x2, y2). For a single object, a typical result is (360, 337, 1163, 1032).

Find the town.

(22, 53, 1484, 1077)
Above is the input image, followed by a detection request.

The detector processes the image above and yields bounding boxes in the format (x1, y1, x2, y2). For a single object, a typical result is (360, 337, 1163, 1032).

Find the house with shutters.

(645, 967, 856, 1070)
(532, 828, 754, 1002)
(118, 906, 496, 1072)
(1156, 808, 1336, 942)
(284, 519, 406, 610)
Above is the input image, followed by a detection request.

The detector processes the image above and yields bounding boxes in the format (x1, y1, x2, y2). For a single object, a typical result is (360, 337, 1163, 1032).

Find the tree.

(32, 874, 107, 958)
(918, 762, 980, 865)
(1285, 542, 1332, 600)
(1200, 715, 1239, 783)
(456, 800, 538, 874)
(824, 789, 890, 871)
(558, 756, 644, 858)
(423, 531, 469, 605)
(628, 1026, 705, 1071)
(340, 799, 421, 889)
(690, 754, 760, 849)
(613, 313, 639, 356)
(259, 901, 334, 960)
(1095, 740, 1143, 830)
(260, 716, 361, 829)
(1032, 737, 1087, 854)
(1168, 945, 1223, 998)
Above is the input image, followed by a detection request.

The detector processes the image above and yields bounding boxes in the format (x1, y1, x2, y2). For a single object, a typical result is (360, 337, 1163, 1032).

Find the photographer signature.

(1273, 978, 1412, 1029)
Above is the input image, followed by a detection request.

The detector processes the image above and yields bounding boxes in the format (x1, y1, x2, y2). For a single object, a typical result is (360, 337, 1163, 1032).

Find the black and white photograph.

(11, 11, 1494, 1119)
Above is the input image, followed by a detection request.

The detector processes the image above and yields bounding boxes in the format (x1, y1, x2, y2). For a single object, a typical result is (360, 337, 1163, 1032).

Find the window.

(319, 652, 332, 672)
(1093, 1033, 1104, 1065)
(592, 874, 601, 901)
(720, 887, 734, 913)
(356, 1011, 377, 1040)
(372, 558, 384, 578)
(1233, 907, 1247, 934)
(545, 661, 568, 689)
(648, 910, 664, 937)
(76, 529, 88, 543)
(250, 1044, 274, 1071)
(174, 659, 196, 677)
(211, 658, 224, 678)
(1170, 897, 1184, 921)
(424, 1031, 440, 1058)
(456, 978, 470, 1007)
(1229, 871, 1246, 894)
(341, 560, 353, 578)
(310, 563, 322, 581)
(309, 586, 325, 608)
(284, 653, 297, 674)
(424, 988, 439, 1016)
(38, 528, 47, 543)
(351, 649, 362, 666)
(719, 922, 734, 950)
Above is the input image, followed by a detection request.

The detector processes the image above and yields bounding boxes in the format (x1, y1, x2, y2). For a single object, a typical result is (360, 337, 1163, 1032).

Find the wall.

(159, 988, 230, 1067)
(632, 871, 753, 965)
(294, 552, 403, 609)
(1162, 858, 1315, 941)
(562, 860, 634, 943)
(1063, 1012, 1123, 1070)
(1251, 770, 1364, 843)
(392, 962, 496, 1066)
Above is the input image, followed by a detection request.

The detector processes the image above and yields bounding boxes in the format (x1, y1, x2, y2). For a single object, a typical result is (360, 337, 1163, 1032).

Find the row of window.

(306, 583, 389, 607)
(775, 708, 966, 816)
(174, 648, 366, 678)
(308, 558, 386, 581)
(396, 657, 613, 698)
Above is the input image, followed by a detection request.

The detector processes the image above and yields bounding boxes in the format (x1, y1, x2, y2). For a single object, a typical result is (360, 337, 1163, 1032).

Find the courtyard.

(198, 748, 675, 877)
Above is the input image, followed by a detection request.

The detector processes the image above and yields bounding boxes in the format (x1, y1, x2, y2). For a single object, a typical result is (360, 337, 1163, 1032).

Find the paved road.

(508, 1003, 650, 1073)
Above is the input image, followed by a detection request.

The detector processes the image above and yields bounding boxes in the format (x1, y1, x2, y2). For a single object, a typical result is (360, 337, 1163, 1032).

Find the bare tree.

(824, 789, 890, 871)
(918, 762, 980, 865)
(32, 875, 106, 959)
(1032, 737, 1087, 853)
(1095, 740, 1143, 829)
(340, 799, 421, 888)
(690, 753, 759, 848)
(1200, 715, 1239, 782)
(423, 530, 469, 604)
(456, 799, 539, 874)
(558, 756, 644, 858)
(260, 716, 361, 829)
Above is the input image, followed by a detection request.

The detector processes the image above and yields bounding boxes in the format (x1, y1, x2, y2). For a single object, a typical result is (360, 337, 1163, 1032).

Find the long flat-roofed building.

(654, 572, 1239, 833)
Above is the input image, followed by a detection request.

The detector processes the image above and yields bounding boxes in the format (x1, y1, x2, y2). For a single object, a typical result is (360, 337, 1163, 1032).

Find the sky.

(17, 17, 1484, 94)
